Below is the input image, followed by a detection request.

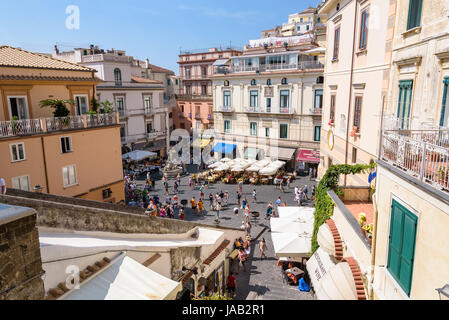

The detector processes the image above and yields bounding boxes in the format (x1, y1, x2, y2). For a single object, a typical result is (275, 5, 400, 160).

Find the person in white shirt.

(0, 178, 6, 195)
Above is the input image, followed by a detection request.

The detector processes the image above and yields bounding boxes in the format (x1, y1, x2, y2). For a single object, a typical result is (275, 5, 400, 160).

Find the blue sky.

(0, 0, 319, 74)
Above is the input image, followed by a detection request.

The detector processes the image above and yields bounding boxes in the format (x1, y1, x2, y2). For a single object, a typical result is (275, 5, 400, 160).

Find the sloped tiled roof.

(0, 74, 101, 82)
(148, 63, 175, 75)
(131, 75, 163, 84)
(203, 240, 230, 265)
(0, 46, 95, 72)
(142, 253, 161, 267)
(300, 6, 316, 14)
(45, 257, 111, 300)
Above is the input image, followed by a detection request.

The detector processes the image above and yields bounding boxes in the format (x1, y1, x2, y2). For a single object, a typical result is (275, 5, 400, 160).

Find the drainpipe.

(344, 1, 359, 186)
(40, 136, 50, 194)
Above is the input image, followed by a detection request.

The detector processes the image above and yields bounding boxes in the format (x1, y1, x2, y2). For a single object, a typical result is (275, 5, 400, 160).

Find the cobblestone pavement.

(135, 168, 317, 300)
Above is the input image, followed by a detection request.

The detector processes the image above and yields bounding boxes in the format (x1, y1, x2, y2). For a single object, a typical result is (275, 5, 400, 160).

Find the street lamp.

(436, 284, 449, 300)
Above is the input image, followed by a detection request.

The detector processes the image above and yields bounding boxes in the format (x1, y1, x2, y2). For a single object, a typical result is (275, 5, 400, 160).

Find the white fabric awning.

(213, 59, 230, 66)
(276, 148, 296, 161)
(259, 166, 277, 176)
(271, 232, 311, 258)
(277, 207, 315, 222)
(61, 255, 182, 300)
(306, 248, 359, 300)
(122, 150, 157, 162)
(270, 218, 313, 235)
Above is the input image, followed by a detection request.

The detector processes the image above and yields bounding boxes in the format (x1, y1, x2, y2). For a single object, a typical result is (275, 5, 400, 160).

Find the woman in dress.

(259, 238, 268, 259)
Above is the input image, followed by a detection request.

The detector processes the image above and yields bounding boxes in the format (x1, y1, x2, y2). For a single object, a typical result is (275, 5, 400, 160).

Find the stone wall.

(5, 188, 145, 215)
(0, 208, 45, 300)
(170, 247, 201, 280)
(0, 194, 242, 235)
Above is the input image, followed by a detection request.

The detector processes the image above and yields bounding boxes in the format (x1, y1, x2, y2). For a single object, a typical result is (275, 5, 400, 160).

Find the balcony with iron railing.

(216, 105, 234, 112)
(0, 113, 118, 138)
(380, 128, 449, 193)
(310, 108, 322, 115)
(243, 106, 295, 115)
(214, 61, 324, 75)
(147, 130, 166, 139)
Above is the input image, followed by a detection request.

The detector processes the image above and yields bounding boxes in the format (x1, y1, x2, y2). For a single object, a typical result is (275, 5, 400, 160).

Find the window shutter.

(399, 210, 417, 295)
(387, 201, 404, 280)
(12, 177, 20, 189)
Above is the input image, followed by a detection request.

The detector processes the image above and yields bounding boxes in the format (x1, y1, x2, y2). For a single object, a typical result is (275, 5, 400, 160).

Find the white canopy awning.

(122, 150, 157, 162)
(245, 165, 261, 172)
(213, 59, 230, 66)
(277, 207, 315, 222)
(271, 232, 311, 258)
(259, 166, 278, 176)
(61, 254, 182, 300)
(306, 248, 359, 300)
(270, 218, 313, 235)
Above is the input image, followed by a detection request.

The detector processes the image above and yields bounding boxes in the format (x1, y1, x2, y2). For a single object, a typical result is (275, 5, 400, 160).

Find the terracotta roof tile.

(0, 46, 95, 72)
(343, 257, 367, 300)
(0, 74, 101, 82)
(326, 219, 344, 261)
(203, 240, 230, 265)
(147, 63, 175, 75)
(142, 253, 161, 267)
(131, 75, 164, 84)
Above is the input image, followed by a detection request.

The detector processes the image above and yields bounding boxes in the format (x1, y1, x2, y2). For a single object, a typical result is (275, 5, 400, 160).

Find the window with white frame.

(10, 142, 25, 162)
(115, 96, 125, 117)
(250, 90, 258, 110)
(8, 96, 29, 120)
(62, 165, 77, 187)
(265, 127, 270, 137)
(223, 90, 231, 107)
(60, 137, 72, 154)
(224, 120, 231, 133)
(74, 95, 89, 115)
(250, 122, 257, 136)
(144, 96, 152, 113)
(280, 90, 290, 112)
(12, 175, 30, 191)
(279, 124, 288, 139)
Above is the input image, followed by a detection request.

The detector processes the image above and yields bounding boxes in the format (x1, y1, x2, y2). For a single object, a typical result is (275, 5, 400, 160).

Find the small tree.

(91, 98, 100, 113)
(99, 100, 114, 114)
(40, 99, 72, 117)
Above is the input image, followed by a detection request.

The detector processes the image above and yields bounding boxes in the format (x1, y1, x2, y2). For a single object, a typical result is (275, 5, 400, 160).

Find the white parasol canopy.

(220, 158, 232, 162)
(259, 166, 278, 176)
(122, 150, 157, 162)
(208, 162, 222, 169)
(271, 232, 312, 258)
(277, 207, 315, 222)
(245, 165, 261, 172)
(273, 160, 286, 167)
(231, 166, 244, 172)
(214, 164, 230, 172)
(255, 160, 270, 168)
(270, 218, 313, 235)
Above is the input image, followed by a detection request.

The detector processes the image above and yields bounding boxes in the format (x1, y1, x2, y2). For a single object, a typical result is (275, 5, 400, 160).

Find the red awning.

(297, 149, 320, 163)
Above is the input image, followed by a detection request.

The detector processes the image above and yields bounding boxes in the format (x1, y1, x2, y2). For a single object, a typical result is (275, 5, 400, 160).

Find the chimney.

(146, 58, 150, 69)
(54, 45, 59, 55)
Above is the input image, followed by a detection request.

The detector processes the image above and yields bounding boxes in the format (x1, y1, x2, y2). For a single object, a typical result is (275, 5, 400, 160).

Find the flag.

(368, 171, 377, 183)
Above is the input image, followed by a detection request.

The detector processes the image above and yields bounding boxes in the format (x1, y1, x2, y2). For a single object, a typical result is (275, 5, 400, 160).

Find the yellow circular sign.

(328, 130, 335, 151)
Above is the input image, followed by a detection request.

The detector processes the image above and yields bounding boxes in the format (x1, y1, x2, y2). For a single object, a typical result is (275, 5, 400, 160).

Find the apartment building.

(318, 0, 394, 186)
(374, 0, 449, 300)
(175, 47, 242, 132)
(54, 46, 176, 157)
(281, 6, 327, 37)
(0, 46, 124, 203)
(211, 37, 325, 170)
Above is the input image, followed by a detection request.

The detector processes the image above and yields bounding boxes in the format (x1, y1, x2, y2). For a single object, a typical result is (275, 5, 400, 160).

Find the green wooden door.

(387, 199, 418, 296)
(397, 80, 413, 129)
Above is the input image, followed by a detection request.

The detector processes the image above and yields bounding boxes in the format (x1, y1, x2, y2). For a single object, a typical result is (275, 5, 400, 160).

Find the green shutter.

(439, 78, 449, 127)
(407, 0, 423, 30)
(387, 199, 417, 296)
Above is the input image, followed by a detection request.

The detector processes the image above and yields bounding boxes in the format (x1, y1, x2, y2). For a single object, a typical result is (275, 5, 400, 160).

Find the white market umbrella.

(277, 207, 315, 222)
(271, 232, 312, 258)
(259, 166, 278, 176)
(255, 160, 270, 168)
(273, 160, 286, 167)
(270, 218, 313, 235)
(214, 164, 230, 172)
(208, 162, 222, 169)
(122, 150, 157, 162)
(220, 158, 232, 163)
(245, 165, 261, 172)
(231, 166, 244, 172)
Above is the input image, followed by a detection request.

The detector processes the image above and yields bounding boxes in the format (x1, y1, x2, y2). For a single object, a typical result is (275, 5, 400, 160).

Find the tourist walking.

(236, 248, 247, 274)
(179, 206, 185, 220)
(265, 202, 273, 219)
(279, 179, 284, 193)
(177, 173, 181, 185)
(226, 272, 237, 299)
(303, 185, 309, 200)
(224, 190, 229, 206)
(311, 186, 316, 201)
(242, 197, 247, 210)
(190, 196, 197, 215)
(199, 185, 204, 200)
(259, 238, 268, 259)
(237, 191, 242, 206)
(198, 199, 204, 216)
(173, 180, 179, 194)
(275, 196, 281, 209)
(164, 180, 169, 194)
(189, 177, 194, 190)
(252, 189, 257, 203)
(215, 202, 221, 221)
(209, 193, 214, 210)
(287, 176, 292, 189)
(273, 176, 278, 189)
(233, 207, 239, 216)
(238, 180, 243, 194)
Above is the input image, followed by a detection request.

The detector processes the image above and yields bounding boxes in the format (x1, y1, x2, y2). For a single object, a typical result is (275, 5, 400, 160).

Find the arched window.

(251, 79, 256, 86)
(224, 80, 230, 86)
(267, 79, 271, 86)
(281, 78, 288, 85)
(114, 68, 122, 85)
(317, 76, 324, 84)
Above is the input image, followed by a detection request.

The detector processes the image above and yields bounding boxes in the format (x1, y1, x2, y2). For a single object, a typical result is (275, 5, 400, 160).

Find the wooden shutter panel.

(387, 201, 404, 278)
(399, 210, 417, 295)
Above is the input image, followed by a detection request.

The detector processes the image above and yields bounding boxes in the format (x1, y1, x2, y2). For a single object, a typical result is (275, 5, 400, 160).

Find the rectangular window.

(62, 165, 77, 187)
(115, 96, 125, 117)
(330, 94, 336, 122)
(185, 68, 191, 79)
(223, 90, 231, 107)
(387, 199, 417, 296)
(8, 96, 29, 120)
(186, 86, 191, 95)
(266, 98, 272, 112)
(120, 125, 126, 138)
(74, 95, 89, 115)
(280, 90, 290, 112)
(224, 120, 231, 133)
(397, 80, 413, 129)
(359, 9, 369, 50)
(314, 126, 321, 142)
(144, 96, 152, 113)
(314, 89, 323, 110)
(250, 122, 257, 136)
(352, 147, 357, 163)
(280, 124, 288, 139)
(353, 96, 363, 131)
(202, 66, 207, 77)
(333, 27, 340, 60)
(102, 188, 112, 199)
(202, 85, 207, 95)
(250, 91, 258, 110)
(407, 0, 423, 30)
(265, 128, 270, 137)
(440, 77, 449, 127)
(12, 175, 30, 191)
(10, 142, 25, 162)
(61, 137, 72, 154)
(146, 122, 153, 133)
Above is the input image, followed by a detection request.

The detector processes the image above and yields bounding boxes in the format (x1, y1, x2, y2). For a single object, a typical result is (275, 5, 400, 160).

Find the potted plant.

(10, 116, 21, 134)
(328, 119, 334, 126)
(350, 126, 359, 137)
(40, 99, 72, 128)
(362, 224, 374, 245)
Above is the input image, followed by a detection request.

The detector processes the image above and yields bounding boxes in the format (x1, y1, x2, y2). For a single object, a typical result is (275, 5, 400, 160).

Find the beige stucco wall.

(373, 164, 449, 300)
